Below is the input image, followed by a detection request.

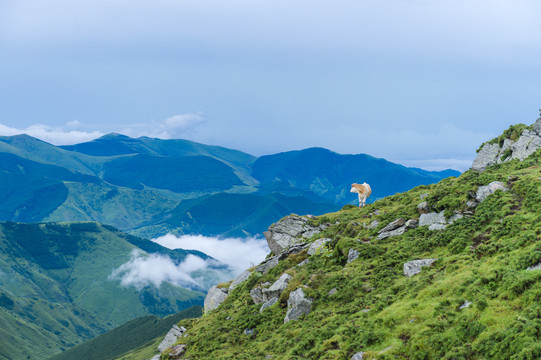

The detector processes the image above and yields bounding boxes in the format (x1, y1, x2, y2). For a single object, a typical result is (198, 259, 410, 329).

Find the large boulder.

(260, 297, 279, 313)
(264, 215, 327, 254)
(204, 285, 228, 313)
(284, 288, 312, 323)
(472, 143, 500, 172)
(255, 256, 280, 274)
(476, 181, 508, 202)
(378, 218, 406, 233)
(404, 259, 437, 277)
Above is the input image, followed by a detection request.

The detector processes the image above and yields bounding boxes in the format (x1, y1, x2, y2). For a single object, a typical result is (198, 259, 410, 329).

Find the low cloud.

(152, 234, 270, 274)
(0, 123, 104, 145)
(109, 249, 232, 291)
(0, 112, 205, 145)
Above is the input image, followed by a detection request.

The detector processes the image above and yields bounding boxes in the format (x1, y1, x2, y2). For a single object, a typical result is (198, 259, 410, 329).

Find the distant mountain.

(0, 221, 206, 360)
(0, 134, 459, 238)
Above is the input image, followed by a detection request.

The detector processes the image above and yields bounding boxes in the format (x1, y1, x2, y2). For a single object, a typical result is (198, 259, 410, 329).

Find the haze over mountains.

(0, 133, 459, 239)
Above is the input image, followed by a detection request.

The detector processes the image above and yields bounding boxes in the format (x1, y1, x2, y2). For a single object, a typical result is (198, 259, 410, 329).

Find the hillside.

(0, 134, 457, 238)
(48, 306, 202, 360)
(135, 118, 541, 359)
(0, 222, 207, 360)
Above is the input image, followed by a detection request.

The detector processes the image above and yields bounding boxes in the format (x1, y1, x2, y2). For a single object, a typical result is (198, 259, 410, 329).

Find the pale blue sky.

(1, 0, 541, 171)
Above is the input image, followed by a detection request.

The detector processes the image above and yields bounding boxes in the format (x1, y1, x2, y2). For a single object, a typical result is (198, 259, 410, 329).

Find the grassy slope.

(49, 306, 202, 360)
(0, 222, 205, 360)
(146, 148, 540, 359)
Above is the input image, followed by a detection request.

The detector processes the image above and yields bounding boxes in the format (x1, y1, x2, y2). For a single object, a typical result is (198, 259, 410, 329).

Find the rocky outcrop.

(419, 211, 462, 231)
(158, 325, 186, 352)
(404, 259, 437, 277)
(255, 256, 280, 274)
(284, 288, 312, 323)
(169, 344, 186, 357)
(351, 352, 364, 360)
(526, 262, 541, 271)
(472, 119, 541, 172)
(250, 286, 265, 304)
(264, 215, 328, 254)
(475, 181, 508, 202)
(204, 285, 228, 313)
(377, 218, 418, 239)
(417, 201, 429, 214)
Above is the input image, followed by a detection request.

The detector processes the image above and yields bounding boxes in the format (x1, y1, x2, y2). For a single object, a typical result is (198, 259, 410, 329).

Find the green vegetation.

(0, 222, 205, 360)
(49, 306, 202, 360)
(142, 149, 541, 359)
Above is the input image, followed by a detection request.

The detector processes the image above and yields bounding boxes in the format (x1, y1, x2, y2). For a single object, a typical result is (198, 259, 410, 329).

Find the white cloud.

(152, 234, 270, 274)
(0, 112, 205, 145)
(0, 123, 104, 145)
(109, 249, 233, 291)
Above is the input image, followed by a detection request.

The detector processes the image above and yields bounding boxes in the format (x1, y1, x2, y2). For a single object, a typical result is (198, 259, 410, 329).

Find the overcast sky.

(1, 0, 540, 171)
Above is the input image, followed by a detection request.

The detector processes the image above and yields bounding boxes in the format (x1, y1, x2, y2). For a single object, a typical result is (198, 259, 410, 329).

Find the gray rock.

(255, 256, 280, 274)
(448, 212, 464, 224)
(510, 129, 541, 161)
(262, 273, 292, 301)
(466, 200, 478, 208)
(378, 218, 406, 233)
(420, 193, 429, 200)
(472, 143, 500, 172)
(476, 181, 508, 202)
(203, 285, 228, 313)
(328, 288, 337, 296)
(150, 355, 161, 360)
(533, 118, 541, 136)
(260, 297, 279, 313)
(278, 243, 309, 261)
(244, 328, 255, 336)
(417, 201, 429, 214)
(368, 220, 380, 229)
(526, 262, 541, 271)
(377, 225, 407, 240)
(264, 215, 327, 254)
(307, 238, 331, 256)
(158, 324, 186, 352)
(459, 300, 472, 309)
(419, 211, 446, 228)
(250, 287, 264, 304)
(284, 288, 312, 323)
(428, 223, 448, 231)
(403, 259, 437, 277)
(361, 308, 370, 313)
(168, 344, 186, 357)
(351, 352, 364, 360)
(405, 219, 419, 229)
(348, 248, 360, 263)
(296, 259, 310, 267)
(229, 270, 252, 291)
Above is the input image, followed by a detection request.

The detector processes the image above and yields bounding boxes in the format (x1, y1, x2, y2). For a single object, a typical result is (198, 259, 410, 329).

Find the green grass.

(143, 149, 541, 359)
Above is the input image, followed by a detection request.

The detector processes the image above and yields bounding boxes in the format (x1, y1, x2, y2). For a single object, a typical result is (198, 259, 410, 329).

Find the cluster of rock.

(419, 211, 463, 231)
(472, 118, 541, 172)
(376, 217, 418, 239)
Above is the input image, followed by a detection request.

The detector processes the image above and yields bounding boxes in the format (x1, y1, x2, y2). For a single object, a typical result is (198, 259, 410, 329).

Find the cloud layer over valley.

(109, 235, 269, 291)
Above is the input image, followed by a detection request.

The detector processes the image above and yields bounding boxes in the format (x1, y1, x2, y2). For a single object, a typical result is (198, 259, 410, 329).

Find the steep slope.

(140, 119, 541, 359)
(252, 147, 460, 203)
(0, 222, 206, 360)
